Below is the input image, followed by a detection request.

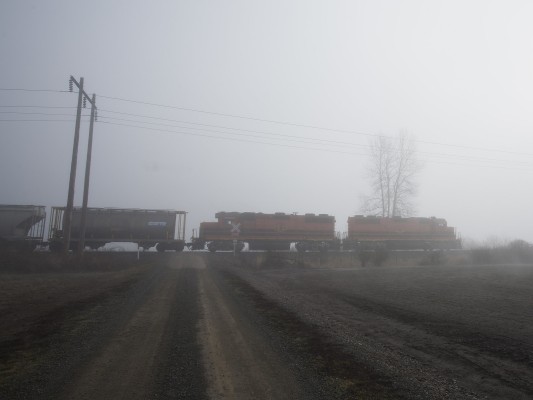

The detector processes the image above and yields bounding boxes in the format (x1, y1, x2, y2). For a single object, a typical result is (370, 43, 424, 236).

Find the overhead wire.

(79, 103, 533, 166)
(97, 93, 533, 158)
(2, 105, 533, 169)
(97, 115, 371, 150)
(95, 111, 533, 167)
(3, 88, 533, 169)
(3, 87, 533, 158)
(0, 119, 77, 122)
(76, 106, 530, 167)
(11, 107, 524, 167)
(97, 120, 533, 171)
(98, 108, 372, 150)
(0, 88, 72, 94)
(0, 105, 78, 109)
(98, 120, 369, 156)
(0, 111, 84, 117)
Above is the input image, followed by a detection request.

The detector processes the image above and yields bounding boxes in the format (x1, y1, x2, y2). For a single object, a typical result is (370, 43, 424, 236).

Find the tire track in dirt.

(60, 268, 178, 399)
(199, 263, 306, 400)
(152, 257, 207, 400)
(202, 264, 401, 400)
(0, 264, 166, 400)
(59, 257, 207, 400)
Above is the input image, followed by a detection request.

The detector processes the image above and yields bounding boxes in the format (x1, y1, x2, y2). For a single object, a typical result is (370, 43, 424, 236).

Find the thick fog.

(1, 1, 532, 243)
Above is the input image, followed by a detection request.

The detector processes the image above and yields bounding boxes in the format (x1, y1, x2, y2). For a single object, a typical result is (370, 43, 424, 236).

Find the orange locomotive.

(344, 215, 461, 250)
(193, 211, 338, 252)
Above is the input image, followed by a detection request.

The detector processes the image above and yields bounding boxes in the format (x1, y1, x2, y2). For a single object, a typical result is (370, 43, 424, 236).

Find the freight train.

(0, 204, 461, 252)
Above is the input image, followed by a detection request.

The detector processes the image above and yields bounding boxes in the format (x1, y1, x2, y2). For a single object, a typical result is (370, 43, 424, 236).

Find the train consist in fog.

(0, 204, 460, 252)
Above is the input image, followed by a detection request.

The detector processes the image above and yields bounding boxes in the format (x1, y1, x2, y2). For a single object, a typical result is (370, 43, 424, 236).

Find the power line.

(2, 106, 532, 167)
(98, 93, 533, 158)
(2, 114, 530, 170)
(99, 108, 371, 149)
(0, 111, 87, 117)
(98, 120, 533, 171)
(0, 105, 77, 109)
(95, 113, 533, 167)
(0, 88, 71, 94)
(3, 87, 533, 159)
(99, 120, 368, 156)
(0, 119, 77, 122)
(97, 115, 371, 150)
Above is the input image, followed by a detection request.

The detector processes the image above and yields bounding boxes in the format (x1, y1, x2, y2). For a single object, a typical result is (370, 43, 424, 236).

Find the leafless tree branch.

(360, 133, 422, 217)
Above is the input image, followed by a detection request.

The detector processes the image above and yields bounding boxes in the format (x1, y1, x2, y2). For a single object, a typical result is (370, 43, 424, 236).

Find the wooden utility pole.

(63, 77, 84, 253)
(63, 76, 97, 254)
(79, 93, 97, 254)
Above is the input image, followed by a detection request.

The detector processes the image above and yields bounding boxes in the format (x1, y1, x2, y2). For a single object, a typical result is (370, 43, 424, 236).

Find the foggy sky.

(1, 1, 533, 243)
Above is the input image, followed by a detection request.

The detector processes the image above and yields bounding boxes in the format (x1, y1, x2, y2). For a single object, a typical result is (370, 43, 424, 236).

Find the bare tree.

(361, 133, 421, 217)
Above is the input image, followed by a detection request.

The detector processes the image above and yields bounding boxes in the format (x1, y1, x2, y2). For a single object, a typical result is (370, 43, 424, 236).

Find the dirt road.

(0, 255, 207, 400)
(1, 253, 532, 399)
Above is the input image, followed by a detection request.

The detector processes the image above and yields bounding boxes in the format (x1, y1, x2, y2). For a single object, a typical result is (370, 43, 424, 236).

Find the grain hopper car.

(48, 207, 186, 252)
(0, 204, 46, 250)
